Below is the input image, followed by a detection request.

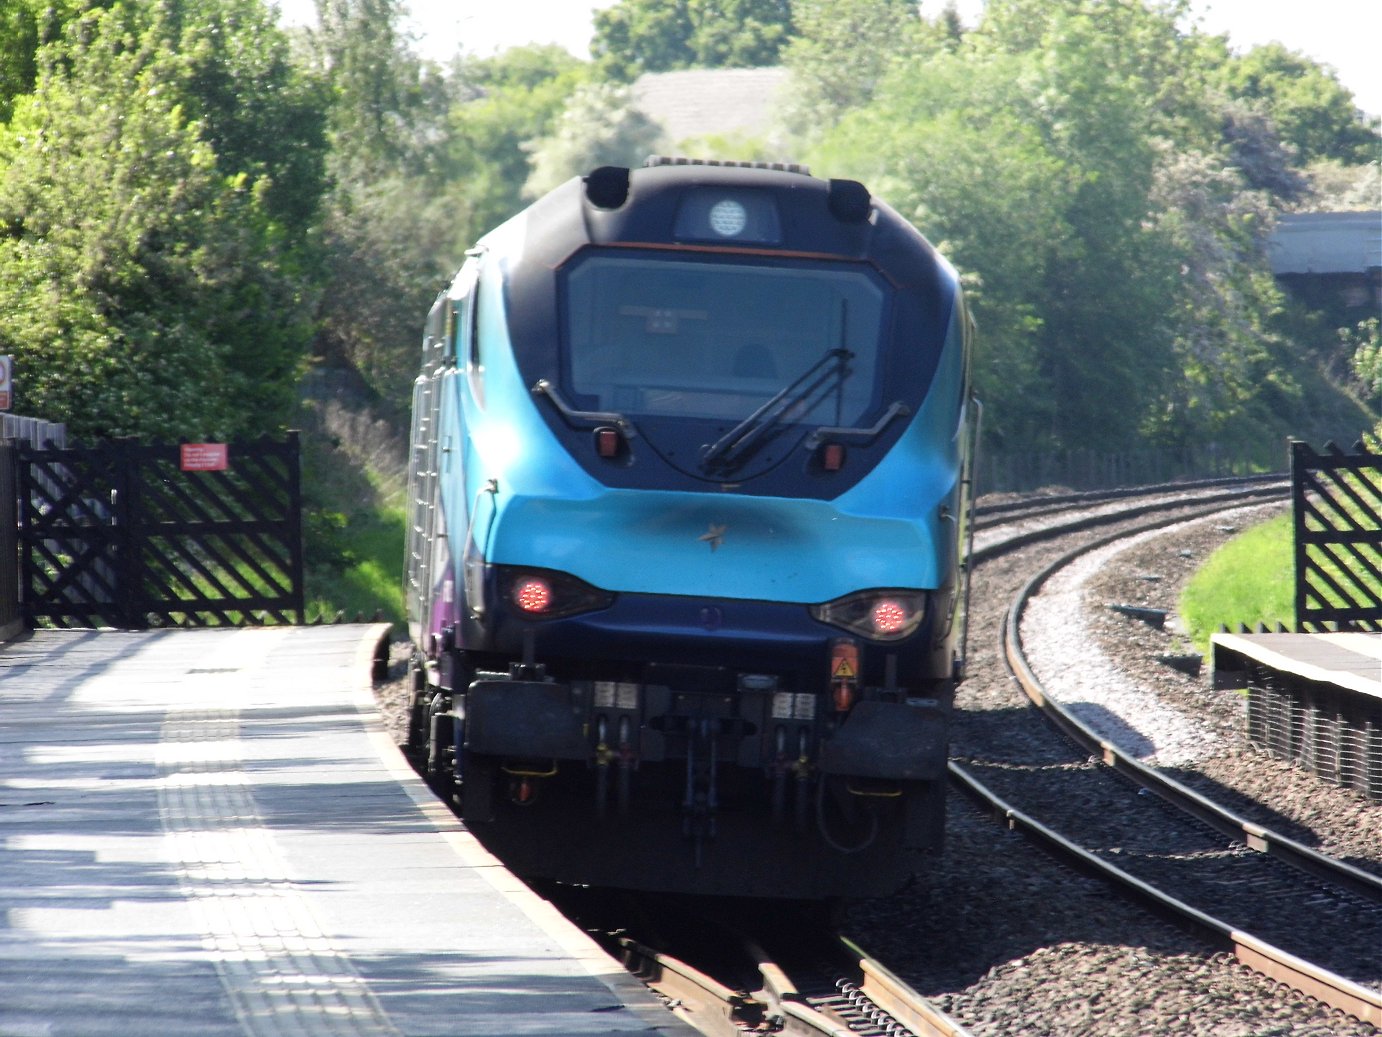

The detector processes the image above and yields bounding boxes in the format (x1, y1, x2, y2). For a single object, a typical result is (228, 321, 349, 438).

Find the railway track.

(972, 472, 1286, 530)
(969, 473, 1286, 558)
(962, 503, 1382, 1026)
(941, 480, 1382, 1032)
(617, 927, 972, 1036)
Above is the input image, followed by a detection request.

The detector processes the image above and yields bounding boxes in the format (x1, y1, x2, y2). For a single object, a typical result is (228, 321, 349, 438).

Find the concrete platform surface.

(0, 625, 697, 1037)
(1212, 631, 1382, 699)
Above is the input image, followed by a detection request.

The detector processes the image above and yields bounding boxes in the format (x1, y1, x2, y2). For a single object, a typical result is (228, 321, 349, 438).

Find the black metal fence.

(14, 434, 303, 629)
(1291, 440, 1382, 632)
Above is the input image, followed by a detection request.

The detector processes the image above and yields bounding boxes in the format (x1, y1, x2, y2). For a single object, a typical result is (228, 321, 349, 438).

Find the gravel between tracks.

(1035, 502, 1382, 873)
(370, 498, 1382, 1036)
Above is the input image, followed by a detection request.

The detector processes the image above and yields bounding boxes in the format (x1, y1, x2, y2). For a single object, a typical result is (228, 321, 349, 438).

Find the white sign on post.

(0, 355, 11, 411)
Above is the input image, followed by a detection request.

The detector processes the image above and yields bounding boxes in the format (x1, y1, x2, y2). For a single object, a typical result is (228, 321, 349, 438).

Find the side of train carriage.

(403, 158, 979, 899)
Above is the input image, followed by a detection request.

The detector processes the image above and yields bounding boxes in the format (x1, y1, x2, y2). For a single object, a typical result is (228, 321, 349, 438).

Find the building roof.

(1269, 211, 1382, 275)
(631, 68, 791, 149)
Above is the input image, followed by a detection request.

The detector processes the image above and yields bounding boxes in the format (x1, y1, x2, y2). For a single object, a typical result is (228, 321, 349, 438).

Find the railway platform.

(1213, 630, 1382, 697)
(1212, 630, 1382, 801)
(0, 625, 697, 1037)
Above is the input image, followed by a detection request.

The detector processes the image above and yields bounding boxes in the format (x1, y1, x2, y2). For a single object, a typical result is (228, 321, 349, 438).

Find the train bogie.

(404, 158, 977, 899)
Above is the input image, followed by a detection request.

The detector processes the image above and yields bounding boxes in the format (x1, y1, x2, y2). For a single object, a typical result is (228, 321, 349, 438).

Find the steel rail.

(949, 762, 1382, 1028)
(954, 496, 1382, 1027)
(617, 936, 755, 1037)
(835, 935, 973, 1037)
(755, 934, 972, 1037)
(971, 480, 1287, 561)
(1001, 511, 1382, 905)
(617, 932, 972, 1036)
(974, 471, 1286, 522)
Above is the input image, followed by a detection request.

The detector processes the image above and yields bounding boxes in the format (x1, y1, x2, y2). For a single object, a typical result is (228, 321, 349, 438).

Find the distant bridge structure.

(1269, 210, 1381, 312)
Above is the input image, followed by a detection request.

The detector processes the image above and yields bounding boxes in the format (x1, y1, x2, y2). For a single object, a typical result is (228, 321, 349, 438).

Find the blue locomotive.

(404, 158, 977, 899)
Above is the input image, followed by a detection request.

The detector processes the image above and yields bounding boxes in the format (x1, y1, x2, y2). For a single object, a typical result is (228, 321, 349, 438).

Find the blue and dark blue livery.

(404, 158, 978, 899)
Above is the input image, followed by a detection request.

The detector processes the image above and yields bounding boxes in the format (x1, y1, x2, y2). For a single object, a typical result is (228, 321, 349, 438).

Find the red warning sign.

(180, 443, 229, 472)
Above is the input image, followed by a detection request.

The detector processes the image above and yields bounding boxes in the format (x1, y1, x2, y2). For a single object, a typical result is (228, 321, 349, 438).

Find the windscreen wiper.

(700, 348, 852, 475)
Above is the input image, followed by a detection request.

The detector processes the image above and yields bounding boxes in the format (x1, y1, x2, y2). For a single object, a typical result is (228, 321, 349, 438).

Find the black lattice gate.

(1291, 440, 1382, 632)
(16, 435, 303, 629)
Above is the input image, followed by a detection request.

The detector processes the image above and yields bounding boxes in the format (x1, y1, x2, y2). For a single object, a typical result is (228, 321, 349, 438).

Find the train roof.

(483, 158, 955, 294)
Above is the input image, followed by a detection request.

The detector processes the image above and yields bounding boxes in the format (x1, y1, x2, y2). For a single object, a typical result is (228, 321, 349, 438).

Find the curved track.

(959, 489, 1382, 1028)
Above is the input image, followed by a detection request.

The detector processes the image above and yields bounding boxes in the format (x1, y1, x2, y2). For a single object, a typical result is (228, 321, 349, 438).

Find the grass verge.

(298, 388, 409, 632)
(304, 503, 407, 629)
(1178, 513, 1294, 653)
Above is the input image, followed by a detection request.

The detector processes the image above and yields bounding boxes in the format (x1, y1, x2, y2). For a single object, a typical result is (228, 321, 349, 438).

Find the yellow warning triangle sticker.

(832, 657, 856, 679)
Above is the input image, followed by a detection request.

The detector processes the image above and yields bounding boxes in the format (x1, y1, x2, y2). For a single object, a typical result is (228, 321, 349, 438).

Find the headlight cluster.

(811, 590, 927, 642)
(499, 567, 613, 620)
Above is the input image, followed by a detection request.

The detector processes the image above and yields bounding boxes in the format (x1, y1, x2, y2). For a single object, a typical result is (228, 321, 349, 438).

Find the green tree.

(0, 1, 324, 440)
(1302, 159, 1381, 211)
(1142, 145, 1298, 455)
(1215, 41, 1380, 166)
(816, 0, 1197, 449)
(447, 45, 586, 242)
(815, 52, 1063, 445)
(593, 0, 793, 81)
(312, 0, 446, 178)
(170, 0, 329, 232)
(523, 81, 666, 199)
(0, 0, 93, 123)
(0, 0, 39, 123)
(1345, 318, 1382, 442)
(308, 0, 459, 409)
(1217, 97, 1308, 201)
(781, 0, 928, 130)
(804, 0, 1327, 454)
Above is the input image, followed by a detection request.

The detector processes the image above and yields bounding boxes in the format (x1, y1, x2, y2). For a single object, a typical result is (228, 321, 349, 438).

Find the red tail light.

(870, 599, 909, 635)
(512, 577, 553, 613)
(811, 590, 927, 642)
(498, 567, 615, 620)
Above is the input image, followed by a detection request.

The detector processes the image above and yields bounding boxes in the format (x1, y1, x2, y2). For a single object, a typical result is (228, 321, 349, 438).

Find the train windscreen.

(562, 252, 888, 426)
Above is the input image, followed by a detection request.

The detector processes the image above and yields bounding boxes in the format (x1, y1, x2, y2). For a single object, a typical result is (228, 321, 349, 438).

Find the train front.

(414, 160, 976, 898)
